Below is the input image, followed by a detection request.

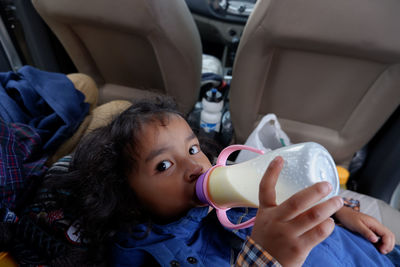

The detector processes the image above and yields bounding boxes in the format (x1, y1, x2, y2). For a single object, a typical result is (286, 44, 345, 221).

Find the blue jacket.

(112, 207, 395, 267)
(112, 207, 255, 267)
(304, 226, 394, 266)
(0, 66, 89, 152)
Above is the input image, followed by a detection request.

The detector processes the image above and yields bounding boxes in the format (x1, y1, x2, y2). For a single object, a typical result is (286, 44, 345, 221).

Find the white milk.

(207, 142, 339, 208)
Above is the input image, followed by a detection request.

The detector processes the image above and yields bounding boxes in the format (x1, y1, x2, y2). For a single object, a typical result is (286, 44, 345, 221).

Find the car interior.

(31, 0, 203, 114)
(1, 0, 400, 265)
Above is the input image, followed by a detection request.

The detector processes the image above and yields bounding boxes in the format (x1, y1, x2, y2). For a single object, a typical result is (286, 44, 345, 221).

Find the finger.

(299, 217, 336, 251)
(277, 181, 334, 221)
(355, 221, 380, 244)
(377, 232, 395, 254)
(258, 156, 284, 207)
(379, 233, 395, 254)
(366, 220, 396, 254)
(290, 196, 343, 236)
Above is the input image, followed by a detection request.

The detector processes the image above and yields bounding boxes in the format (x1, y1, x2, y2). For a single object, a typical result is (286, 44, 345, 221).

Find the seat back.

(229, 0, 400, 164)
(32, 0, 202, 114)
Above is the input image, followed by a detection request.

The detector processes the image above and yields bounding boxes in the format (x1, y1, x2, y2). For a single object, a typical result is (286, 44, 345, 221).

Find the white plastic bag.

(235, 114, 291, 163)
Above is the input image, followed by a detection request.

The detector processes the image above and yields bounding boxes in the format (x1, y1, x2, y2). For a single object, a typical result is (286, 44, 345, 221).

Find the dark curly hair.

(47, 97, 217, 263)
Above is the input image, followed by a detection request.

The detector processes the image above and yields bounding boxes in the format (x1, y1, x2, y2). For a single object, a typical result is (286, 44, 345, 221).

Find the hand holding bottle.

(250, 156, 344, 267)
(196, 142, 340, 229)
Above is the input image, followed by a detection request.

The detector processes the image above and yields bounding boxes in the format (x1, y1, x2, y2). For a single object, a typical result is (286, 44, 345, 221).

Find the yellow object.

(337, 166, 350, 190)
(0, 252, 18, 267)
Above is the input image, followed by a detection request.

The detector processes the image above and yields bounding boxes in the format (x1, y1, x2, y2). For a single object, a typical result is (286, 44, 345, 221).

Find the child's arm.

(334, 206, 396, 254)
(247, 157, 344, 267)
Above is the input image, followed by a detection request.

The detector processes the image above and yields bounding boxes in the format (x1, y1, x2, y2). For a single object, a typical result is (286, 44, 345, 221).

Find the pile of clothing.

(0, 66, 89, 265)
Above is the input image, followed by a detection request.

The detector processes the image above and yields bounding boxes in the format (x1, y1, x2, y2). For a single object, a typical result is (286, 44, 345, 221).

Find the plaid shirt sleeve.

(235, 236, 282, 267)
(0, 118, 47, 210)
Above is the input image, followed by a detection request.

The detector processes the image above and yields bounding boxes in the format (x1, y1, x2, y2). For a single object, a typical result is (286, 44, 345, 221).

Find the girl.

(48, 97, 397, 266)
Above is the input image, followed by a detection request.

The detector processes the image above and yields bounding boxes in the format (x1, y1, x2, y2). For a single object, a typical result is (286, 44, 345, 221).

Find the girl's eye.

(189, 145, 200, 155)
(156, 160, 172, 172)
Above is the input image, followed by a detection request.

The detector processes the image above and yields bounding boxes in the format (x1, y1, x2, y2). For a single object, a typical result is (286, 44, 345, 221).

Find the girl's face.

(129, 114, 212, 223)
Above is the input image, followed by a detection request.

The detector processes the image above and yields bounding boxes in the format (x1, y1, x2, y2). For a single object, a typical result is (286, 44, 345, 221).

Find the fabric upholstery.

(229, 0, 400, 164)
(32, 0, 202, 114)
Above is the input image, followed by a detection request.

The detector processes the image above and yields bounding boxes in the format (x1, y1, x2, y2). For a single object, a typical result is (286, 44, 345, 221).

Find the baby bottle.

(195, 142, 339, 229)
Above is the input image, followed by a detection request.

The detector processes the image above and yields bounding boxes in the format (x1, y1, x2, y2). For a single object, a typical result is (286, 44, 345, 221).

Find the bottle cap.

(195, 172, 208, 205)
(205, 88, 223, 103)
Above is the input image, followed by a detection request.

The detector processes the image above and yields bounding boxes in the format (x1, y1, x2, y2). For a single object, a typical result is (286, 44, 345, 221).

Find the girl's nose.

(185, 160, 204, 182)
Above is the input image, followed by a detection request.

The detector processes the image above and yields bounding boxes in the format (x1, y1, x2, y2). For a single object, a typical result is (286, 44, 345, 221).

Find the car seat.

(229, 0, 400, 166)
(228, 0, 400, 243)
(31, 0, 202, 114)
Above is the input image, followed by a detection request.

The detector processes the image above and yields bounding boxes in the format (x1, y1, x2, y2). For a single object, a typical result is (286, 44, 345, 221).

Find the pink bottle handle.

(211, 145, 264, 229)
(216, 144, 264, 166)
(217, 209, 256, 230)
